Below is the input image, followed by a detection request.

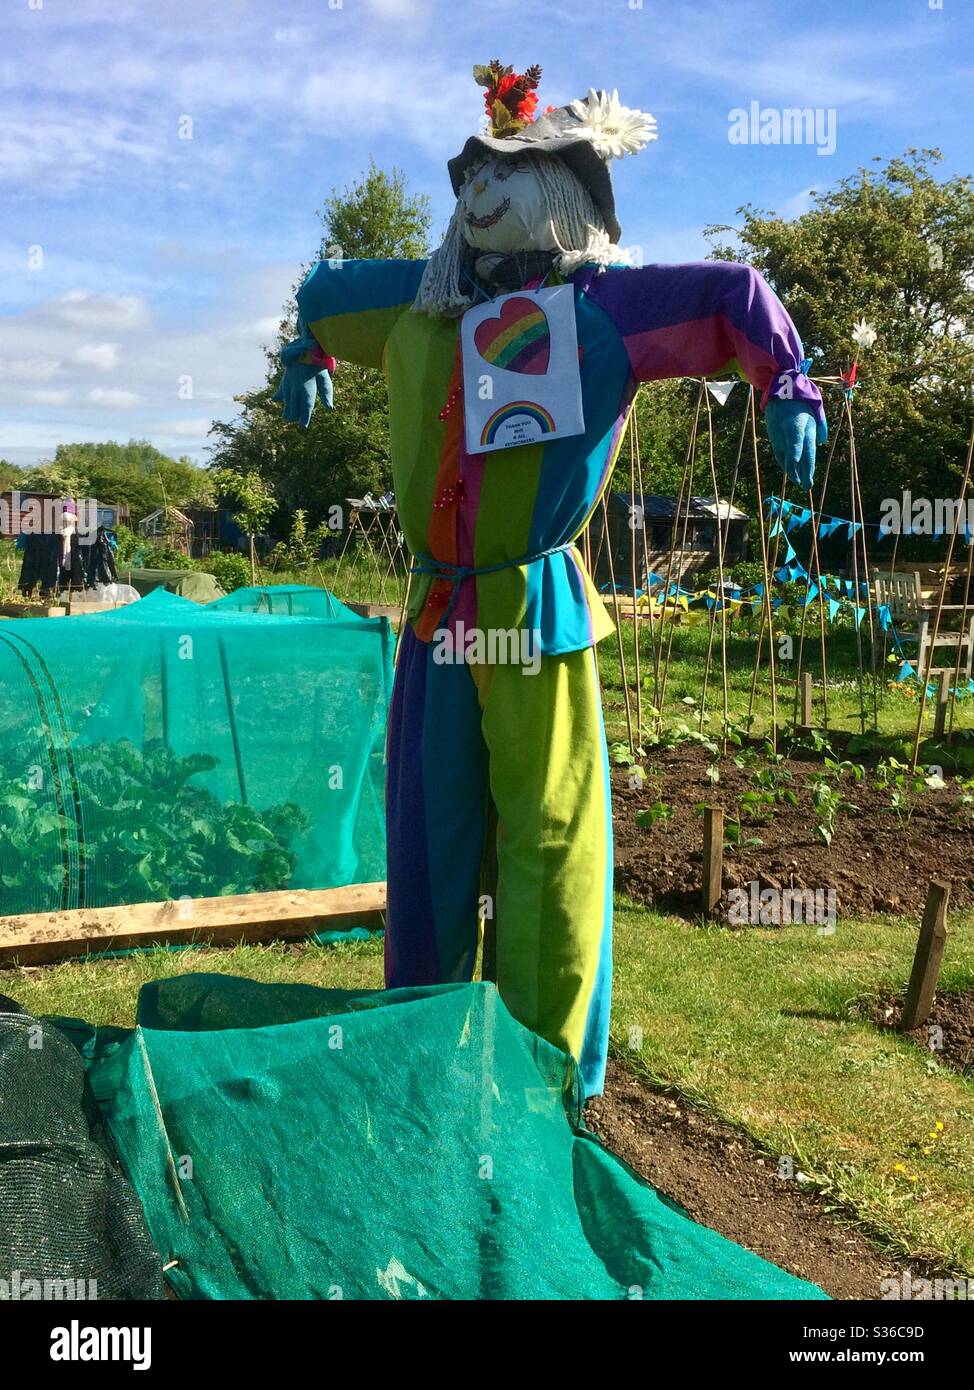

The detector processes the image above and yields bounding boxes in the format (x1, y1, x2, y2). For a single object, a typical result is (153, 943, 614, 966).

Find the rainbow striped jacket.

(296, 257, 823, 656)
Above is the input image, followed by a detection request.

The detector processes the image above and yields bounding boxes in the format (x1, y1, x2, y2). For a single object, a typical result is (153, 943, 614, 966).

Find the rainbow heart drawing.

(473, 295, 550, 375)
(480, 401, 556, 447)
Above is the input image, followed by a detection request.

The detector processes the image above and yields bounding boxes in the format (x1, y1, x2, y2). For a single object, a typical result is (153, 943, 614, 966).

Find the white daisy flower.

(569, 88, 658, 159)
(852, 318, 878, 350)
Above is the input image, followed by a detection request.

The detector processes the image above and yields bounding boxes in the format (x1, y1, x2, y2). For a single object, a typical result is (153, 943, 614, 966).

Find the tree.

(210, 468, 277, 584)
(704, 149, 974, 532)
(209, 165, 432, 531)
(10, 441, 210, 522)
(0, 460, 24, 493)
(318, 160, 430, 263)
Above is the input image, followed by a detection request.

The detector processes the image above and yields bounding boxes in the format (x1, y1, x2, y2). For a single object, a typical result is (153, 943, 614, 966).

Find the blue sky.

(1, 0, 971, 468)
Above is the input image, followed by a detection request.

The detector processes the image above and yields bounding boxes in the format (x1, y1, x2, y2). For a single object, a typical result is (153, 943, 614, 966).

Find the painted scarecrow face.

(459, 155, 558, 255)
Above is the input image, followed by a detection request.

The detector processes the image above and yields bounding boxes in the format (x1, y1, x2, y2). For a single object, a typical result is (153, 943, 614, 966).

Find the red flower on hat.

(474, 61, 542, 137)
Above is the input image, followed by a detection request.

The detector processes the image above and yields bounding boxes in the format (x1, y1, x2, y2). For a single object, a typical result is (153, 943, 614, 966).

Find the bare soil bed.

(587, 1060, 946, 1299)
(612, 742, 974, 919)
(864, 987, 974, 1076)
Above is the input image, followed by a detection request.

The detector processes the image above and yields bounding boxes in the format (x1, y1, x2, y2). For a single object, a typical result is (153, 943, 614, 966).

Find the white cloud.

(154, 417, 217, 438)
(0, 114, 163, 192)
(46, 292, 151, 332)
(73, 342, 120, 372)
(0, 357, 63, 382)
(87, 388, 142, 408)
(0, 258, 298, 466)
(366, 0, 427, 18)
(301, 59, 478, 155)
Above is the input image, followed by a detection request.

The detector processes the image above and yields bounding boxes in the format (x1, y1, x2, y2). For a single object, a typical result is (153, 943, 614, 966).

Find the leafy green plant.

(0, 740, 309, 913)
(717, 814, 763, 852)
(954, 776, 974, 824)
(809, 775, 857, 846)
(204, 551, 251, 593)
(270, 509, 334, 574)
(876, 757, 929, 825)
(737, 757, 797, 825)
(822, 754, 865, 783)
(669, 719, 719, 757)
(635, 799, 674, 831)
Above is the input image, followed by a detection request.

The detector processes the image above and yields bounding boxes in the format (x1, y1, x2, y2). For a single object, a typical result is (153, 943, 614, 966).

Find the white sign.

(460, 285, 585, 455)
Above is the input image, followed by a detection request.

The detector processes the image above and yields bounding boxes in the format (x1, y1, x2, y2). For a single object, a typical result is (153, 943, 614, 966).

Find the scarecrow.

(276, 62, 826, 1097)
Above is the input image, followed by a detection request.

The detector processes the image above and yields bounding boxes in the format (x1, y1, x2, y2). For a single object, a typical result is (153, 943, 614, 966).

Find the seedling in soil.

(610, 741, 645, 768)
(954, 777, 974, 823)
(877, 757, 930, 825)
(810, 775, 857, 847)
(735, 760, 797, 824)
(822, 755, 865, 783)
(715, 813, 763, 852)
(635, 799, 674, 831)
(797, 729, 834, 758)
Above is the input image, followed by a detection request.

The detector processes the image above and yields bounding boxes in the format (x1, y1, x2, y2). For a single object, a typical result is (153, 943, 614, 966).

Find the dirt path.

(587, 1060, 943, 1300)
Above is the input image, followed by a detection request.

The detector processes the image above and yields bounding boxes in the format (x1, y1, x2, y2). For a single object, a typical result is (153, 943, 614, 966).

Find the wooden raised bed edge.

(0, 881, 387, 966)
(0, 601, 66, 618)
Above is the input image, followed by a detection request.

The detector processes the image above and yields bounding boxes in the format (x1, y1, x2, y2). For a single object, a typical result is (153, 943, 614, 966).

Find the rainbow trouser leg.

(385, 625, 613, 1098)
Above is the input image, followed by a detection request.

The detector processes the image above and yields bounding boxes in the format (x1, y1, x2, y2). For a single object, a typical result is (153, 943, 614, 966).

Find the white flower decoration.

(852, 318, 878, 350)
(569, 88, 658, 159)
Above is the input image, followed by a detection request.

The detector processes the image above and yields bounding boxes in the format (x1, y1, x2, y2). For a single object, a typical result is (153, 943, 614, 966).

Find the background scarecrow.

(277, 62, 826, 1097)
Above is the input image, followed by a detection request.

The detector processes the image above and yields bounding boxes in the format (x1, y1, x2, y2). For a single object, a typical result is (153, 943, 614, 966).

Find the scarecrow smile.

(464, 196, 511, 230)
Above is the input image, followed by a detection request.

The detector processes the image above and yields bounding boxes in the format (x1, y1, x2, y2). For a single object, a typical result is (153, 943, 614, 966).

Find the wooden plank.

(0, 882, 387, 966)
(66, 600, 127, 616)
(0, 602, 66, 618)
(900, 880, 949, 1032)
(701, 806, 724, 918)
(346, 602, 402, 622)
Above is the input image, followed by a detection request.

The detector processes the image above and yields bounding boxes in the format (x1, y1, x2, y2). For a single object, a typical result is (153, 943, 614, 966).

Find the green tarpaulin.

(76, 974, 827, 1302)
(120, 568, 225, 602)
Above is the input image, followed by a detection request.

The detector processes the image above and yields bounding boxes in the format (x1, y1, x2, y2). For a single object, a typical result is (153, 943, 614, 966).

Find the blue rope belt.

(410, 542, 575, 627)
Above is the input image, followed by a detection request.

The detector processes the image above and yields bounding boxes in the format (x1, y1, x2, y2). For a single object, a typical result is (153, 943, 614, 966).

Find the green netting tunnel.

(209, 583, 363, 621)
(0, 589, 392, 914)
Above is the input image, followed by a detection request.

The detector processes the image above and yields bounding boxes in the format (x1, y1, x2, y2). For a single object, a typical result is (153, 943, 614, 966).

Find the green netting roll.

(0, 1002, 165, 1301)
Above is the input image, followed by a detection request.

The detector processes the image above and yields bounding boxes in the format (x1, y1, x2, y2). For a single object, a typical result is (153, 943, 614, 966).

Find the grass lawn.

(8, 903, 974, 1275)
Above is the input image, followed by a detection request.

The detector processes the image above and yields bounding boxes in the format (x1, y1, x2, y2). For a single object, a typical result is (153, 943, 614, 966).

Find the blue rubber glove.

(764, 398, 827, 492)
(272, 337, 334, 428)
(273, 361, 334, 427)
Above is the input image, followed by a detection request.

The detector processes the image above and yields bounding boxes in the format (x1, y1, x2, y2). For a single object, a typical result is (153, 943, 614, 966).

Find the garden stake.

(900, 880, 949, 1033)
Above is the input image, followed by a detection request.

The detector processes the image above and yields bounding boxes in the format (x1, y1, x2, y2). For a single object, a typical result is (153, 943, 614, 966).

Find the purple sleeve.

(580, 261, 824, 422)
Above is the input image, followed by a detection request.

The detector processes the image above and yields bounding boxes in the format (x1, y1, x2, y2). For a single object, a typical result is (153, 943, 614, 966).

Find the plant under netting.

(0, 740, 309, 913)
(0, 589, 391, 914)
